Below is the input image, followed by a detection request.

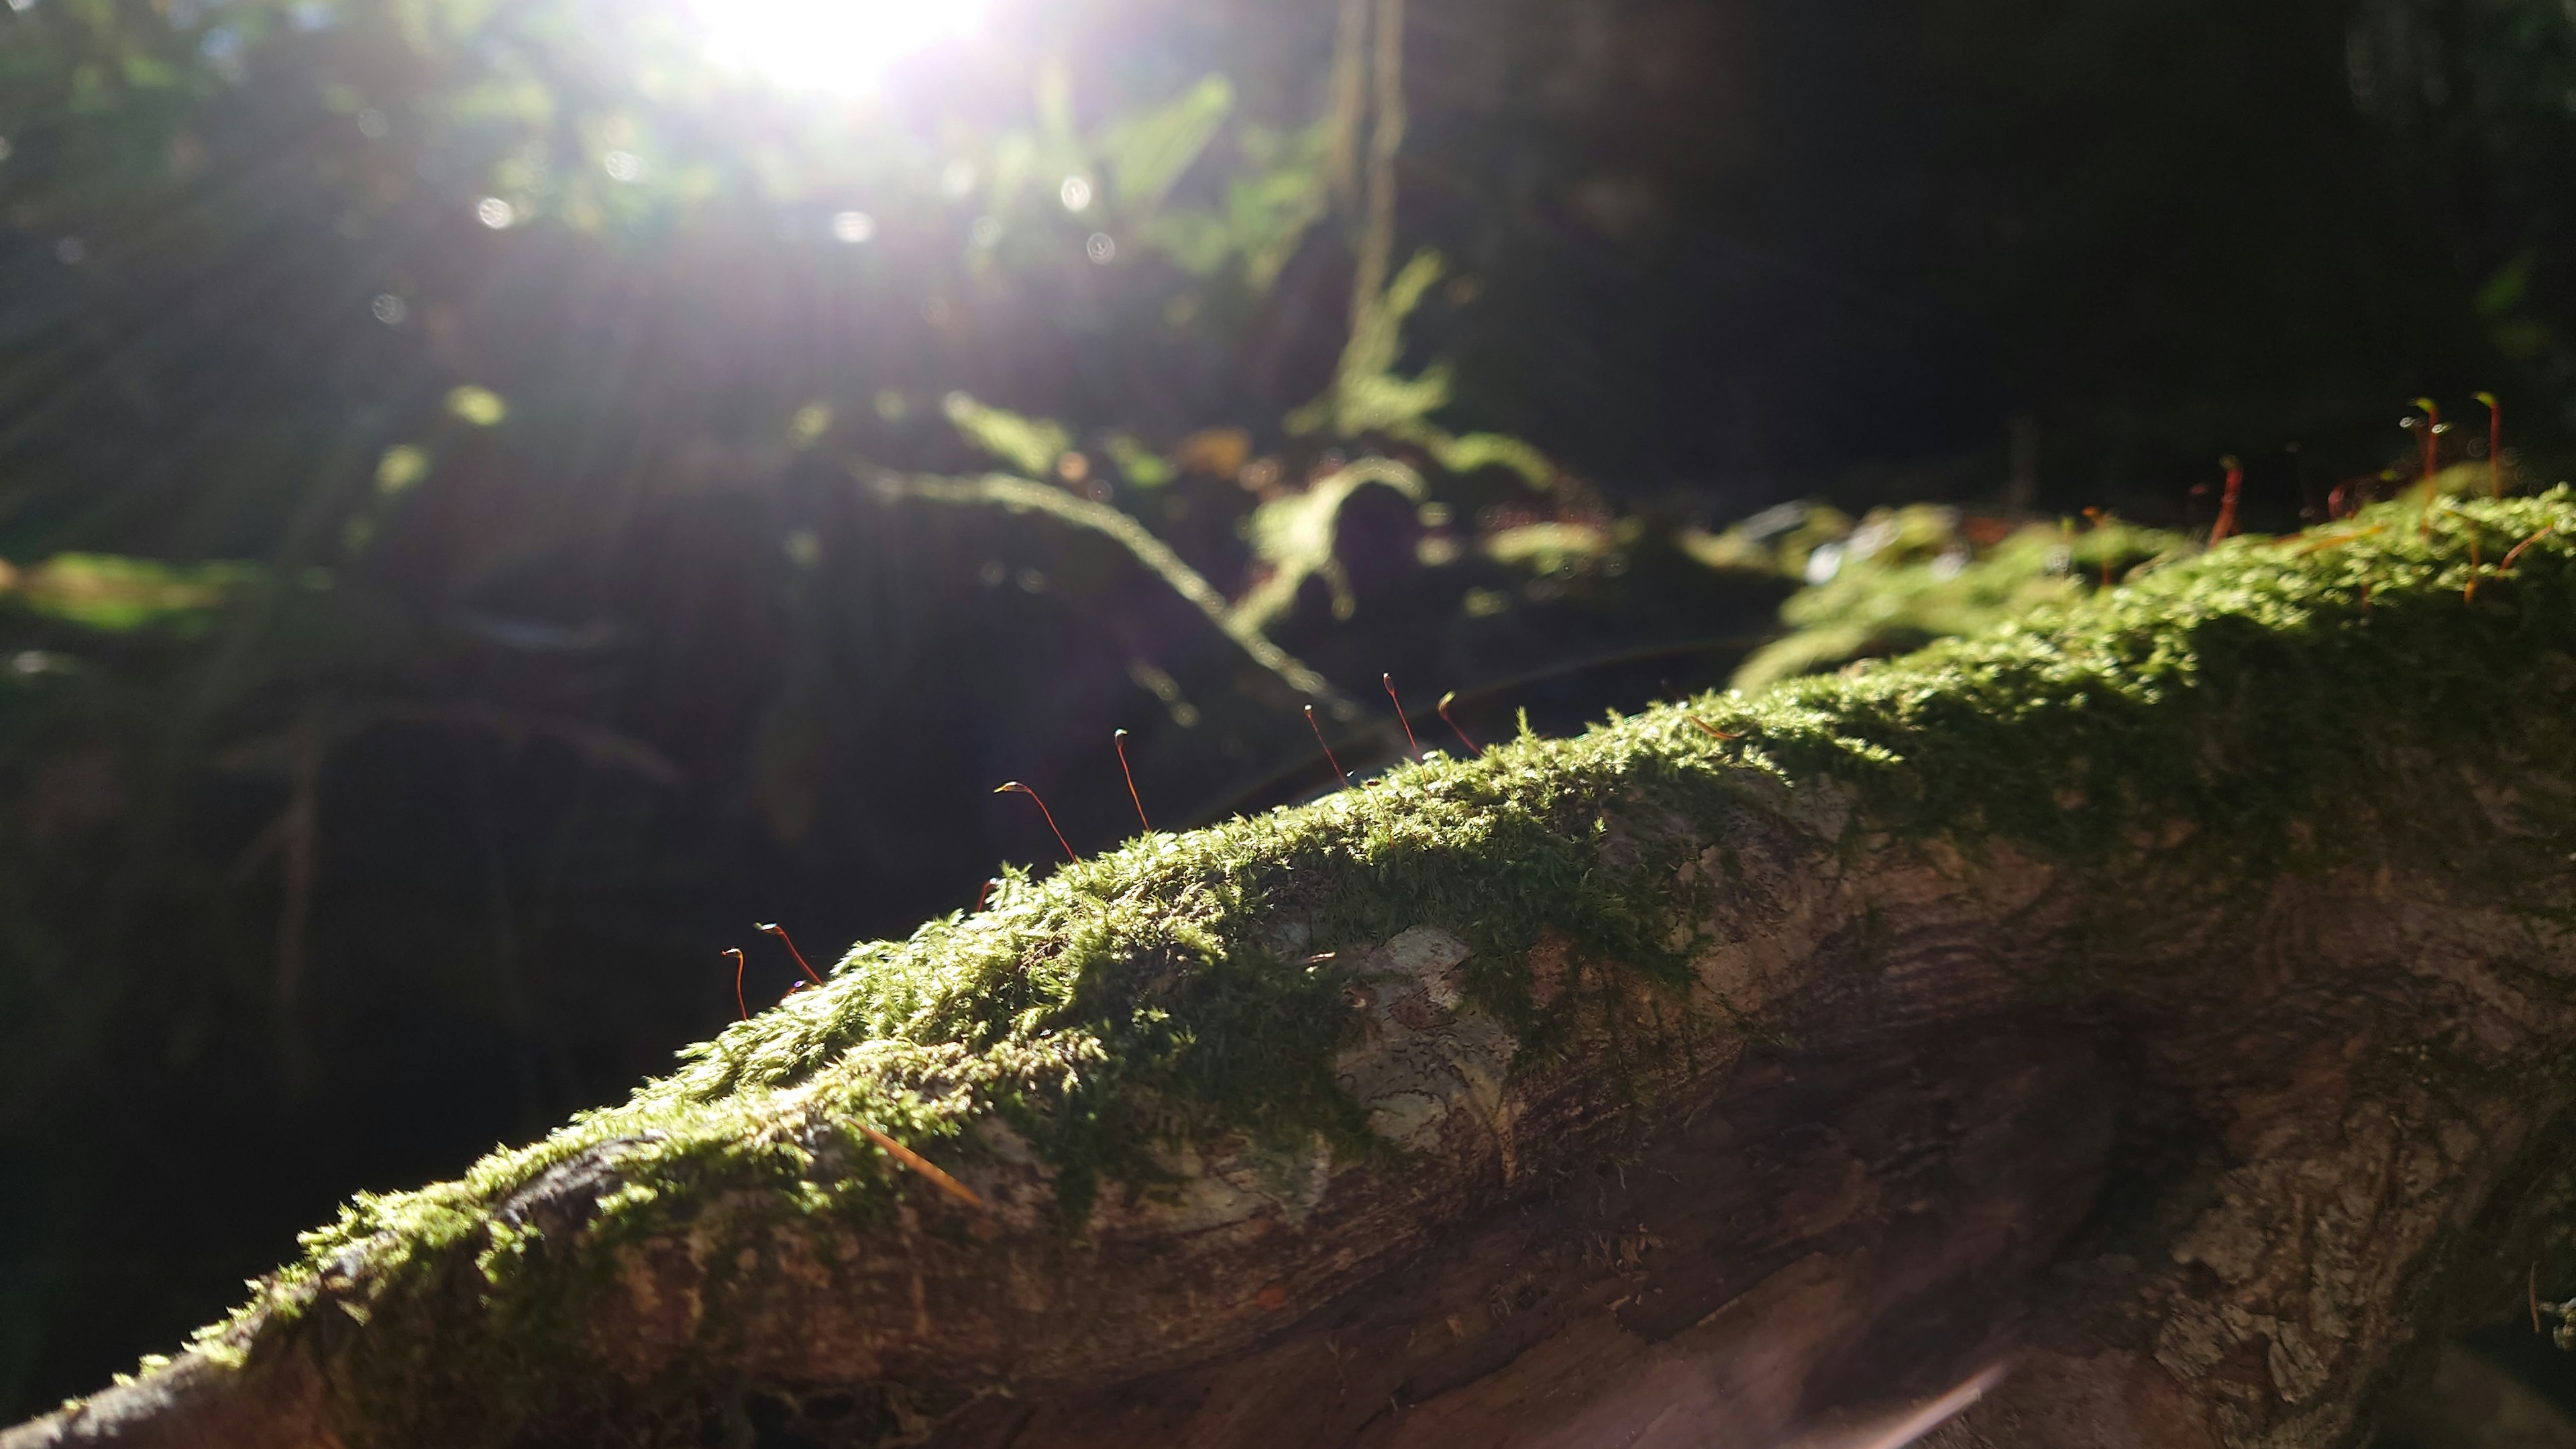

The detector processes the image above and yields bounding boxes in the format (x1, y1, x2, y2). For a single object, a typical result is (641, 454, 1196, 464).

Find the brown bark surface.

(15, 824, 2574, 1449)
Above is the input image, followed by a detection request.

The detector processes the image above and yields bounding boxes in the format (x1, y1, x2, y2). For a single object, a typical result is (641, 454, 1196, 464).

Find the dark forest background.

(5, 0, 2575, 1418)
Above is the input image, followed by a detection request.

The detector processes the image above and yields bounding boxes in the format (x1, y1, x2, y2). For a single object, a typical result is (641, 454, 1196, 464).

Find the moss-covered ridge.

(182, 492, 2576, 1399)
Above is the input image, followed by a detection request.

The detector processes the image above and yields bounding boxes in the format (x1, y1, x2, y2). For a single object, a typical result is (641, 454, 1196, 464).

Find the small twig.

(2532, 1263, 2543, 1335)
(1688, 716, 1740, 742)
(855, 1122, 987, 1210)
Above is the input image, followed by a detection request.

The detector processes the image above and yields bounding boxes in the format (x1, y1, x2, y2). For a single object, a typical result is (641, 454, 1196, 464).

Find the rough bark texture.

(11, 495, 2576, 1449)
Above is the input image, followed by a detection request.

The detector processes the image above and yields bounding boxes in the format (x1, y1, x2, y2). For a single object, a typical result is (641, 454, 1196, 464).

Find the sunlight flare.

(682, 0, 986, 92)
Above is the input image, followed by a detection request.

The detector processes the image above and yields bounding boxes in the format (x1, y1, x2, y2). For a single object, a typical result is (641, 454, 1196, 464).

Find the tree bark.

(11, 496, 2576, 1449)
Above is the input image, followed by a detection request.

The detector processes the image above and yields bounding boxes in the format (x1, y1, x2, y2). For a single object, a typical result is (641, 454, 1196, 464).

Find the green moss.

(1731, 503, 2194, 690)
(1731, 493, 2576, 879)
(181, 492, 2576, 1442)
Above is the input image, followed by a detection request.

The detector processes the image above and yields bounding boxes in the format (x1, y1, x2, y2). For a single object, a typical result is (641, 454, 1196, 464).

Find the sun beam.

(682, 0, 987, 93)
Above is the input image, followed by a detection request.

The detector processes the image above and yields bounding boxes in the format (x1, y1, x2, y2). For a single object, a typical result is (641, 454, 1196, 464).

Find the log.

(11, 494, 2576, 1449)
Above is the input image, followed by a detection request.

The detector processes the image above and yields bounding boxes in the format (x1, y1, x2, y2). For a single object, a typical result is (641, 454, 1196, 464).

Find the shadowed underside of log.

(11, 494, 2576, 1449)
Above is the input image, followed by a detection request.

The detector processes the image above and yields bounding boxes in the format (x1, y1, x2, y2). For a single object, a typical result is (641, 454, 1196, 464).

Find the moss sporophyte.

(995, 780, 1080, 864)
(1438, 691, 1483, 757)
(1114, 729, 1152, 832)
(1383, 674, 1423, 761)
(1307, 703, 1351, 788)
(168, 492, 2576, 1420)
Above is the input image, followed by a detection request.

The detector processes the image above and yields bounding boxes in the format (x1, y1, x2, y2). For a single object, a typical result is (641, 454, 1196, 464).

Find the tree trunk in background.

(10, 500, 2576, 1449)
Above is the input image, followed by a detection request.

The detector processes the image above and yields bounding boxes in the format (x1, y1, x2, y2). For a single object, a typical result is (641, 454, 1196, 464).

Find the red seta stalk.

(723, 947, 749, 1022)
(1437, 691, 1482, 756)
(2208, 456, 2243, 547)
(853, 1121, 987, 1210)
(2477, 392, 2504, 499)
(1114, 729, 1151, 832)
(2502, 525, 2555, 574)
(2082, 508, 2113, 589)
(1305, 705, 1350, 788)
(757, 922, 825, 987)
(1382, 674, 1421, 760)
(996, 782, 1080, 863)
(2412, 399, 2443, 541)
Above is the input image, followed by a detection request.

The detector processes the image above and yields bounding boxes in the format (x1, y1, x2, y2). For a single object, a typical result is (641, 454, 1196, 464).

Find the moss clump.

(1732, 493, 2576, 879)
(181, 492, 2576, 1442)
(1729, 502, 2194, 690)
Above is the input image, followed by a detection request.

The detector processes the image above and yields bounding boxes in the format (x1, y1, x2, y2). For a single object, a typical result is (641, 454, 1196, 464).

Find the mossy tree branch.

(13, 495, 2576, 1449)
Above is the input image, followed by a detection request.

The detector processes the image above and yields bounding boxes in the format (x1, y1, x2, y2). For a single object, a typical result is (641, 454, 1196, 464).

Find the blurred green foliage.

(1234, 458, 1426, 631)
(1711, 504, 2192, 692)
(942, 393, 1075, 478)
(0, 553, 266, 631)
